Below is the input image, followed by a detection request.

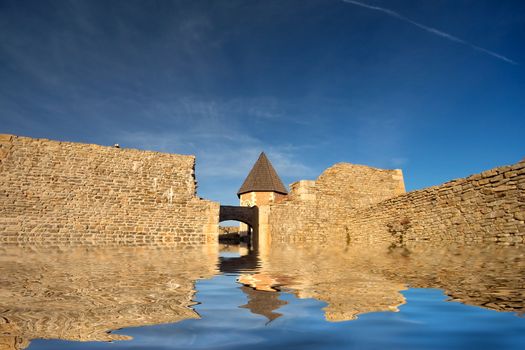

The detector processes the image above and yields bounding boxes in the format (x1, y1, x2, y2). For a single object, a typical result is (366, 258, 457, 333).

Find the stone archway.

(219, 205, 259, 244)
(219, 205, 258, 228)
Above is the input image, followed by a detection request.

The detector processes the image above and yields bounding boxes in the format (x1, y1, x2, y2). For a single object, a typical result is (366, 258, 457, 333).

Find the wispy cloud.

(118, 129, 315, 205)
(114, 97, 317, 204)
(118, 127, 314, 180)
(342, 0, 517, 65)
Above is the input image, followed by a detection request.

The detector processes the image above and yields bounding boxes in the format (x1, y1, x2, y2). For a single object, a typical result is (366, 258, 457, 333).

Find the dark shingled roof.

(237, 152, 288, 197)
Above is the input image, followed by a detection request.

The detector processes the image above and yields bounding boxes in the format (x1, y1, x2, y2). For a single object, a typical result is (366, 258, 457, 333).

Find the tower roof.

(237, 152, 288, 197)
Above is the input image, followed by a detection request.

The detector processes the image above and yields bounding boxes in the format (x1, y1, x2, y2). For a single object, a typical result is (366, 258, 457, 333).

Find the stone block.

(0, 134, 14, 142)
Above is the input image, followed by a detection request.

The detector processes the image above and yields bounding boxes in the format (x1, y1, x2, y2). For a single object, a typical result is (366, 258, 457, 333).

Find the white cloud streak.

(117, 121, 316, 205)
(342, 0, 517, 65)
(114, 97, 317, 180)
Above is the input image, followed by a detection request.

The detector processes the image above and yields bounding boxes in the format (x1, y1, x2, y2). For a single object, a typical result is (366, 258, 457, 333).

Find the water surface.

(1, 242, 524, 350)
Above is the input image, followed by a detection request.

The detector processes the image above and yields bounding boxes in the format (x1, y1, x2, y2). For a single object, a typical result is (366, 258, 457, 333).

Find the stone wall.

(240, 191, 287, 207)
(268, 163, 406, 241)
(345, 160, 525, 243)
(219, 225, 240, 235)
(314, 163, 405, 206)
(269, 160, 525, 244)
(0, 134, 219, 246)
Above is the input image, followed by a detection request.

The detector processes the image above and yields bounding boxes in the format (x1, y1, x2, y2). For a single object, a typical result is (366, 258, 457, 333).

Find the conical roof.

(237, 152, 288, 197)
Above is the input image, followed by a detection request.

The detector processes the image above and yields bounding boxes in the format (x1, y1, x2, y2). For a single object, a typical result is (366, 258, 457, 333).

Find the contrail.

(342, 0, 517, 65)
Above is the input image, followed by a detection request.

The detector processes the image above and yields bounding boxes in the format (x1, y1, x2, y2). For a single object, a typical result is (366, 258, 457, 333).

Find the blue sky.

(1, 0, 524, 205)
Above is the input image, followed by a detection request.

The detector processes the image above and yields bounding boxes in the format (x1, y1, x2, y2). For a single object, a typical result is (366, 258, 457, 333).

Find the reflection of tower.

(218, 246, 287, 323)
(240, 286, 287, 323)
(237, 152, 288, 242)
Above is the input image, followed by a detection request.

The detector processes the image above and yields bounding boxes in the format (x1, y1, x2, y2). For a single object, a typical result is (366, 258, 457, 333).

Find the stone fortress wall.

(268, 163, 406, 241)
(268, 160, 525, 243)
(344, 160, 525, 243)
(1, 134, 523, 246)
(0, 134, 218, 246)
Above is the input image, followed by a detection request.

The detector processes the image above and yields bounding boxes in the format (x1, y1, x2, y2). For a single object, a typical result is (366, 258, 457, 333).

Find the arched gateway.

(219, 205, 258, 229)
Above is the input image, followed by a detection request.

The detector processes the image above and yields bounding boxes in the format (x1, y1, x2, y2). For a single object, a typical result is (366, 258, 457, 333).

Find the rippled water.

(1, 242, 524, 350)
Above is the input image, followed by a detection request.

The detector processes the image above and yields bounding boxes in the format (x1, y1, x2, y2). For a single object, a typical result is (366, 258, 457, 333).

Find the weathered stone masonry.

(268, 163, 406, 242)
(269, 160, 525, 243)
(0, 134, 218, 246)
(344, 161, 525, 243)
(1, 134, 523, 246)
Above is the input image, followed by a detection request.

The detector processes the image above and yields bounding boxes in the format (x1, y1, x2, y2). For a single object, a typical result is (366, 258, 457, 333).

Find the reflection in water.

(259, 242, 525, 320)
(239, 286, 287, 323)
(0, 241, 524, 349)
(0, 246, 218, 349)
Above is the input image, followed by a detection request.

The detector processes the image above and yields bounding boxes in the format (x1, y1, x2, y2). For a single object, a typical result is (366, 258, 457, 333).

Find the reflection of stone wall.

(258, 242, 525, 322)
(394, 242, 525, 314)
(268, 163, 406, 241)
(0, 337, 29, 350)
(260, 244, 407, 322)
(0, 246, 218, 348)
(0, 134, 218, 246)
(269, 160, 524, 243)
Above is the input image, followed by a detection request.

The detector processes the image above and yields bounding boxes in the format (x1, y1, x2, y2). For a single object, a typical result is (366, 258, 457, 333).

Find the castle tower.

(237, 152, 288, 243)
(237, 152, 288, 207)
